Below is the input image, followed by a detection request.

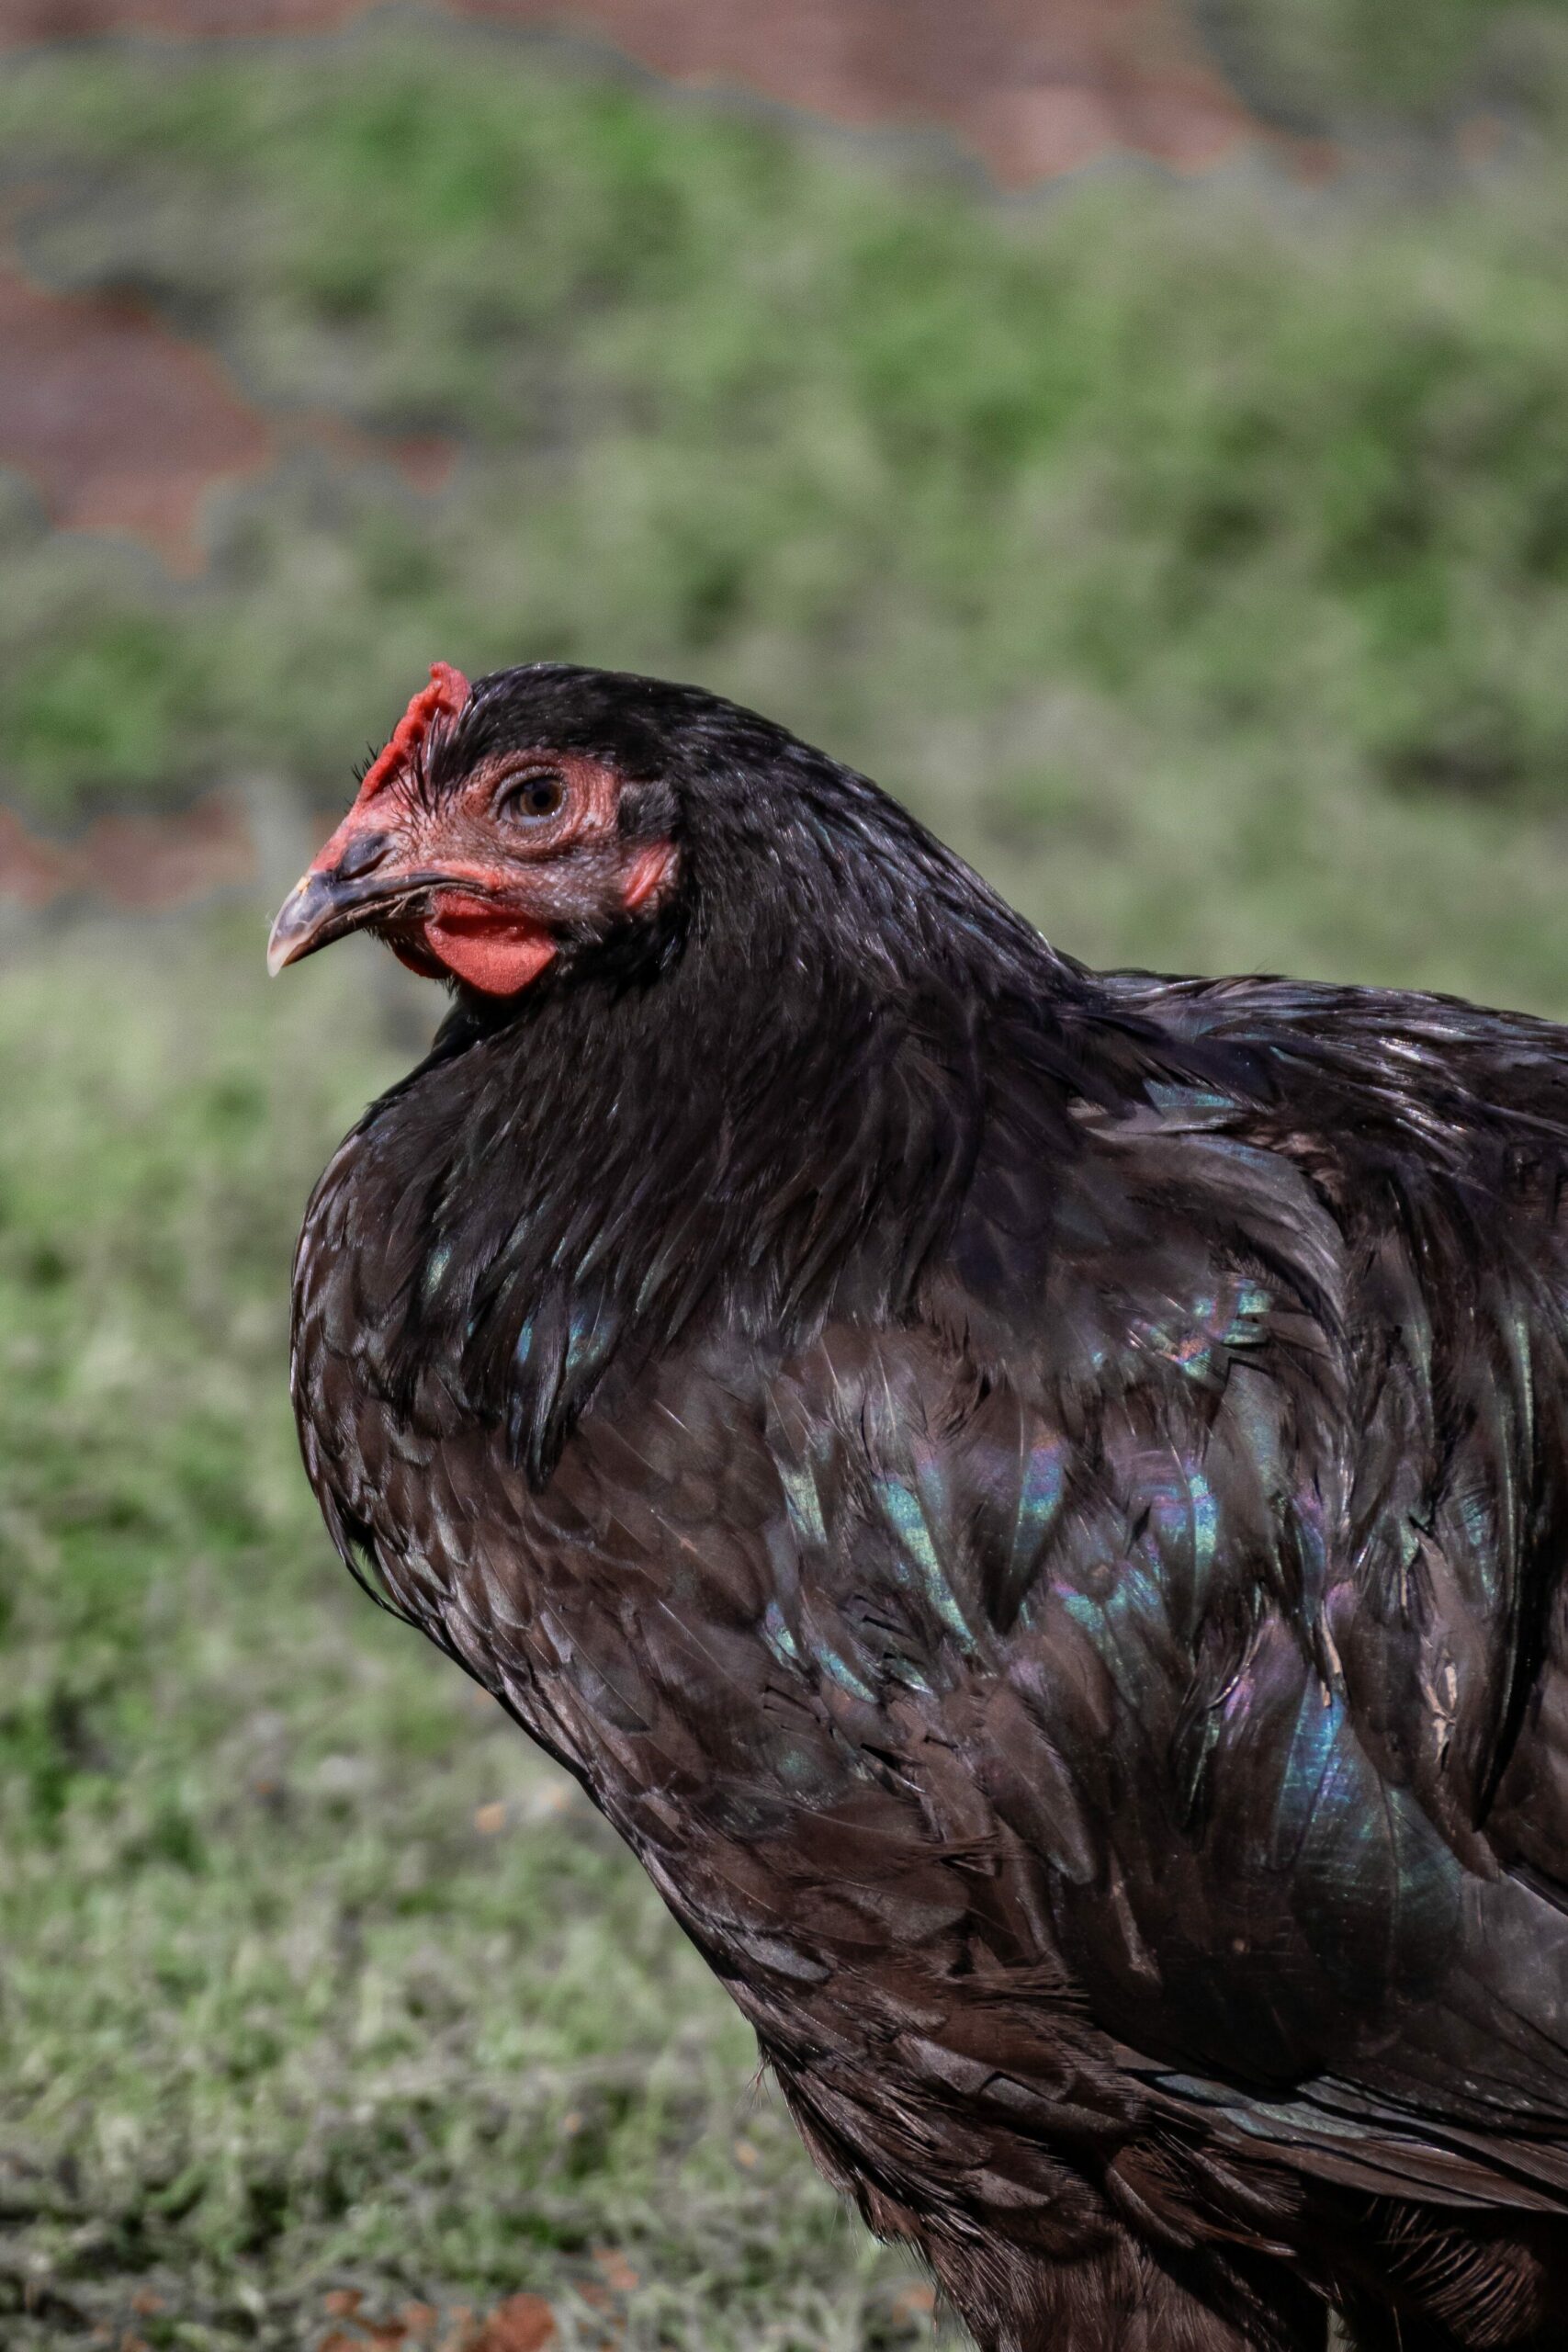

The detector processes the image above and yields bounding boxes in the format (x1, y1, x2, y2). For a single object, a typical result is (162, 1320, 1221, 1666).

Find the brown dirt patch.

(0, 0, 1265, 182)
(0, 792, 257, 910)
(0, 228, 459, 571)
(0, 253, 273, 572)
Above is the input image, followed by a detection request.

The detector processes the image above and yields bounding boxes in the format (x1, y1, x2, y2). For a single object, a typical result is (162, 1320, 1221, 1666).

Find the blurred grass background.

(6, 4, 1568, 2345)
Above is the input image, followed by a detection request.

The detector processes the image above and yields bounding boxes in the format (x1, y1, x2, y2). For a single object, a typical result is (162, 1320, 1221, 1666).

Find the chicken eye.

(500, 772, 567, 823)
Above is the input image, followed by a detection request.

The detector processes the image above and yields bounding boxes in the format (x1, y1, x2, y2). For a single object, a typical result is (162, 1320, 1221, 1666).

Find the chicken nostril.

(332, 831, 392, 882)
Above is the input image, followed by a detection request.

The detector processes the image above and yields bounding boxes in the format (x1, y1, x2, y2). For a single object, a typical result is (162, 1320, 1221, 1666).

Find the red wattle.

(423, 896, 557, 996)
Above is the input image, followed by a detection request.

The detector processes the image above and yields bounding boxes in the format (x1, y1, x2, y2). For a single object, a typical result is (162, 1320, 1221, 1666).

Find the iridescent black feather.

(291, 667, 1568, 2350)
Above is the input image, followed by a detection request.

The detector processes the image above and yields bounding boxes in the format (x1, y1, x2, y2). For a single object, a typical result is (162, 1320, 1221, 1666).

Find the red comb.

(355, 662, 471, 804)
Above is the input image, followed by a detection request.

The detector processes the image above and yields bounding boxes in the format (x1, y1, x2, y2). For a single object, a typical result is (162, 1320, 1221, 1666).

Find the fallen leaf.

(324, 2291, 364, 2320)
(892, 2282, 938, 2322)
(469, 2292, 557, 2352)
(473, 1802, 507, 1835)
(130, 2292, 166, 2316)
(524, 1781, 573, 1822)
(733, 2137, 760, 2169)
(591, 2250, 639, 2296)
(398, 2304, 439, 2339)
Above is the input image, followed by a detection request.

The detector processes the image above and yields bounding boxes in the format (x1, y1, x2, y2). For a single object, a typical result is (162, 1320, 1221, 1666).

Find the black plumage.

(279, 664, 1568, 2350)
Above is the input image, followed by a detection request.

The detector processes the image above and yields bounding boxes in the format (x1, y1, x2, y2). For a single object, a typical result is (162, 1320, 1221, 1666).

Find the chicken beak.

(268, 807, 412, 974)
(267, 861, 384, 975)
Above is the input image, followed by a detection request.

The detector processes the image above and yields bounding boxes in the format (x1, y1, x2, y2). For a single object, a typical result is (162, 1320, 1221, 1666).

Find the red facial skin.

(275, 693, 678, 996)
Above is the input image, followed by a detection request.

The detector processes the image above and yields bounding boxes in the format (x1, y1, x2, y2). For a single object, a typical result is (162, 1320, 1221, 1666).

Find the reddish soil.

(0, 232, 458, 571)
(0, 255, 273, 573)
(0, 0, 1264, 181)
(313, 2284, 560, 2352)
(0, 808, 75, 908)
(483, 0, 1259, 181)
(0, 792, 257, 910)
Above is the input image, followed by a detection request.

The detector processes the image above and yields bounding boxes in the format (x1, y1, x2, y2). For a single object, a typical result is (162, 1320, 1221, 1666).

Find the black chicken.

(270, 662, 1568, 2352)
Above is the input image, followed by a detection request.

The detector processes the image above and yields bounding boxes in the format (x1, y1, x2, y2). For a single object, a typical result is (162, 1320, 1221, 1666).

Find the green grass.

(0, 928, 919, 2347)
